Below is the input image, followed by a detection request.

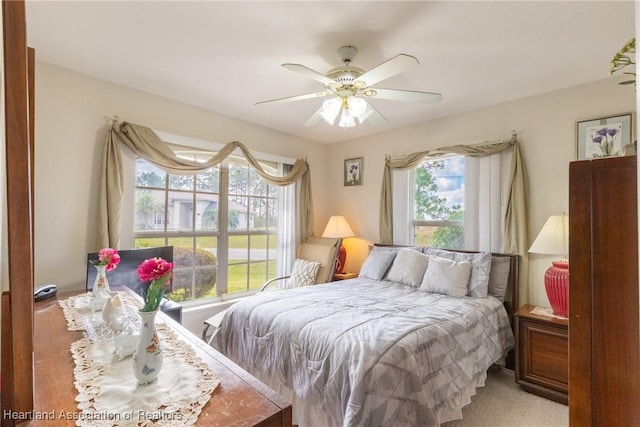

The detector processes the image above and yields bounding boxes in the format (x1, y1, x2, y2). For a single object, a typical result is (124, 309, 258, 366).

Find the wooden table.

(332, 272, 358, 281)
(23, 291, 292, 426)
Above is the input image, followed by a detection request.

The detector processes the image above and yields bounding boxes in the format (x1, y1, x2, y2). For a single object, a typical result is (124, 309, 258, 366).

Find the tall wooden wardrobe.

(569, 155, 639, 426)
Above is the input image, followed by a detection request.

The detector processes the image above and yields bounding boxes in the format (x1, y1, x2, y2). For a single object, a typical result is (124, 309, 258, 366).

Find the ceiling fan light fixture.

(358, 109, 373, 124)
(338, 108, 356, 128)
(320, 97, 341, 125)
(348, 96, 367, 116)
(348, 96, 374, 125)
(320, 96, 373, 128)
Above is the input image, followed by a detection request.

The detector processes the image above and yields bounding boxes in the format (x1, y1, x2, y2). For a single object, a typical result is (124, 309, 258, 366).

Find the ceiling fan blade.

(354, 54, 419, 87)
(256, 91, 330, 105)
(368, 88, 442, 104)
(362, 100, 387, 126)
(282, 63, 336, 86)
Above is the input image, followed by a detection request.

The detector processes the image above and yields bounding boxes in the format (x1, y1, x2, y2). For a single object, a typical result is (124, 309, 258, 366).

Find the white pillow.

(423, 248, 492, 297)
(359, 249, 396, 280)
(385, 249, 430, 287)
(285, 258, 321, 289)
(420, 255, 472, 297)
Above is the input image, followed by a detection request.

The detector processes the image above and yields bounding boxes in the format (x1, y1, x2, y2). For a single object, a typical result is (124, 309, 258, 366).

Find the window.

(411, 156, 465, 249)
(226, 157, 280, 295)
(133, 151, 287, 304)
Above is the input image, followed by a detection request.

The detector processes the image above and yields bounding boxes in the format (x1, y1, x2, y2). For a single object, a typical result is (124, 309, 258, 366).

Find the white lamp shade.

(349, 96, 367, 116)
(348, 96, 373, 124)
(320, 97, 341, 125)
(357, 108, 373, 123)
(322, 215, 355, 238)
(338, 108, 356, 128)
(529, 214, 569, 259)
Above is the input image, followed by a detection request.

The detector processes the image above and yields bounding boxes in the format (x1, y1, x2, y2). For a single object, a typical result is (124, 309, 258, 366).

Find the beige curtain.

(502, 142, 529, 306)
(379, 135, 529, 305)
(98, 121, 314, 248)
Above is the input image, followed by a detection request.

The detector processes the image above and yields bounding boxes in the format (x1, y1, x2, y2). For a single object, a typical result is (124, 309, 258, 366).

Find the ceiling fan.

(256, 45, 442, 128)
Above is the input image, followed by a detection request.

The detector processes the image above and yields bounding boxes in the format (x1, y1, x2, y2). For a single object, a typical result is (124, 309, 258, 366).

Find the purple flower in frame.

(589, 124, 622, 158)
(345, 158, 362, 185)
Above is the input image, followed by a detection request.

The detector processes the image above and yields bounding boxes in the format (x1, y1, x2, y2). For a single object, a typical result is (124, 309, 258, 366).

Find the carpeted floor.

(443, 367, 568, 427)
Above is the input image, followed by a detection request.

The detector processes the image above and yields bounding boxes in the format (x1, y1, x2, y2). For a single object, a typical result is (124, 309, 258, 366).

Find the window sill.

(180, 293, 255, 335)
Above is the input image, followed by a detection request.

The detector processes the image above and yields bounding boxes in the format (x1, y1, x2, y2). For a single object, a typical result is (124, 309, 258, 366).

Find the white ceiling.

(25, 1, 635, 144)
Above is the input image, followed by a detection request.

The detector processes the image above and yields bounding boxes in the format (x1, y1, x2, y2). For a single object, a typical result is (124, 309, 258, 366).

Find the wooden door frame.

(1, 0, 35, 417)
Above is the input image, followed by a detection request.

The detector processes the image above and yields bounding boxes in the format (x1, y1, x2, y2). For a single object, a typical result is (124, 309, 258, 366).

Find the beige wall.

(34, 61, 329, 293)
(326, 76, 635, 307)
(34, 60, 635, 312)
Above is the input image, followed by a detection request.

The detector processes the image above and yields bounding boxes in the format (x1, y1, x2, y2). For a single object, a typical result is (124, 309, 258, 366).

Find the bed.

(213, 246, 519, 427)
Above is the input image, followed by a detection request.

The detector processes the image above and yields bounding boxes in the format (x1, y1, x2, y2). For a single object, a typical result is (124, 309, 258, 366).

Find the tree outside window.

(413, 157, 464, 249)
(133, 155, 282, 304)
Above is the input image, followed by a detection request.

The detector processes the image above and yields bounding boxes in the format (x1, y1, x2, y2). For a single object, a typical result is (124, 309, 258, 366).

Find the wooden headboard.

(489, 252, 520, 370)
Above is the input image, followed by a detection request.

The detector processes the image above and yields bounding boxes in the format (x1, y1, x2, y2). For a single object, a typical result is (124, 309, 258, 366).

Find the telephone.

(34, 284, 57, 301)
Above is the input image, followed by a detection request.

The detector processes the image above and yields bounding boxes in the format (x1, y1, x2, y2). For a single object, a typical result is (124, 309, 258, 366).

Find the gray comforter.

(213, 277, 514, 427)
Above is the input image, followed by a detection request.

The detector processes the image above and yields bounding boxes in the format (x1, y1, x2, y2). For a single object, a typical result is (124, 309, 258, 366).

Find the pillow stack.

(422, 248, 492, 298)
(357, 245, 510, 301)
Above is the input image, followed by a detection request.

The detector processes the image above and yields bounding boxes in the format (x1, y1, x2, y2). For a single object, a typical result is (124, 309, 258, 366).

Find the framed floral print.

(576, 112, 633, 160)
(344, 157, 363, 186)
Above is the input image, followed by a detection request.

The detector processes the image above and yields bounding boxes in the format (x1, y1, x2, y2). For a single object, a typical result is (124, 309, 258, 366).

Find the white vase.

(133, 309, 163, 386)
(92, 264, 111, 298)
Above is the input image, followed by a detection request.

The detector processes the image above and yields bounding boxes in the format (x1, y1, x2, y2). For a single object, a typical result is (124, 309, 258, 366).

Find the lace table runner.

(59, 293, 220, 426)
(531, 306, 568, 320)
(60, 292, 143, 332)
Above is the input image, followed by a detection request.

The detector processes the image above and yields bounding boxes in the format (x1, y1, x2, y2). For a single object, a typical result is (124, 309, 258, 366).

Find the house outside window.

(134, 152, 285, 304)
(412, 156, 465, 249)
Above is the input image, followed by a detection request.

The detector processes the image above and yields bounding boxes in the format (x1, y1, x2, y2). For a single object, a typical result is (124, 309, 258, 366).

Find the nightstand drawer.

(515, 305, 568, 404)
(525, 323, 568, 386)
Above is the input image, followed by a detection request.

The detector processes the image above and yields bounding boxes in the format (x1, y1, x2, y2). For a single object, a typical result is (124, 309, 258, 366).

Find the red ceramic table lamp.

(322, 215, 355, 274)
(528, 213, 569, 318)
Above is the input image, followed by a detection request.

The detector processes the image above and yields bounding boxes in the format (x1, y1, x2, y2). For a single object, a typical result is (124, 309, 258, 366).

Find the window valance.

(98, 121, 314, 248)
(379, 134, 528, 305)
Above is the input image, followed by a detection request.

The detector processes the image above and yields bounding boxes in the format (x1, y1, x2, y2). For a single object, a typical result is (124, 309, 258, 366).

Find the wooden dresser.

(22, 292, 292, 427)
(569, 156, 639, 426)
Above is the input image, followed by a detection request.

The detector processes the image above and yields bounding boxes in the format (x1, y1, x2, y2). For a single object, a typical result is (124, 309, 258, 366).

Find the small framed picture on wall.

(344, 157, 363, 186)
(576, 112, 634, 160)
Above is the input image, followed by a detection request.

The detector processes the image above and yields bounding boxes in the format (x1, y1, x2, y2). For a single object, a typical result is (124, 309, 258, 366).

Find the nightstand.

(515, 304, 568, 404)
(333, 272, 358, 281)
